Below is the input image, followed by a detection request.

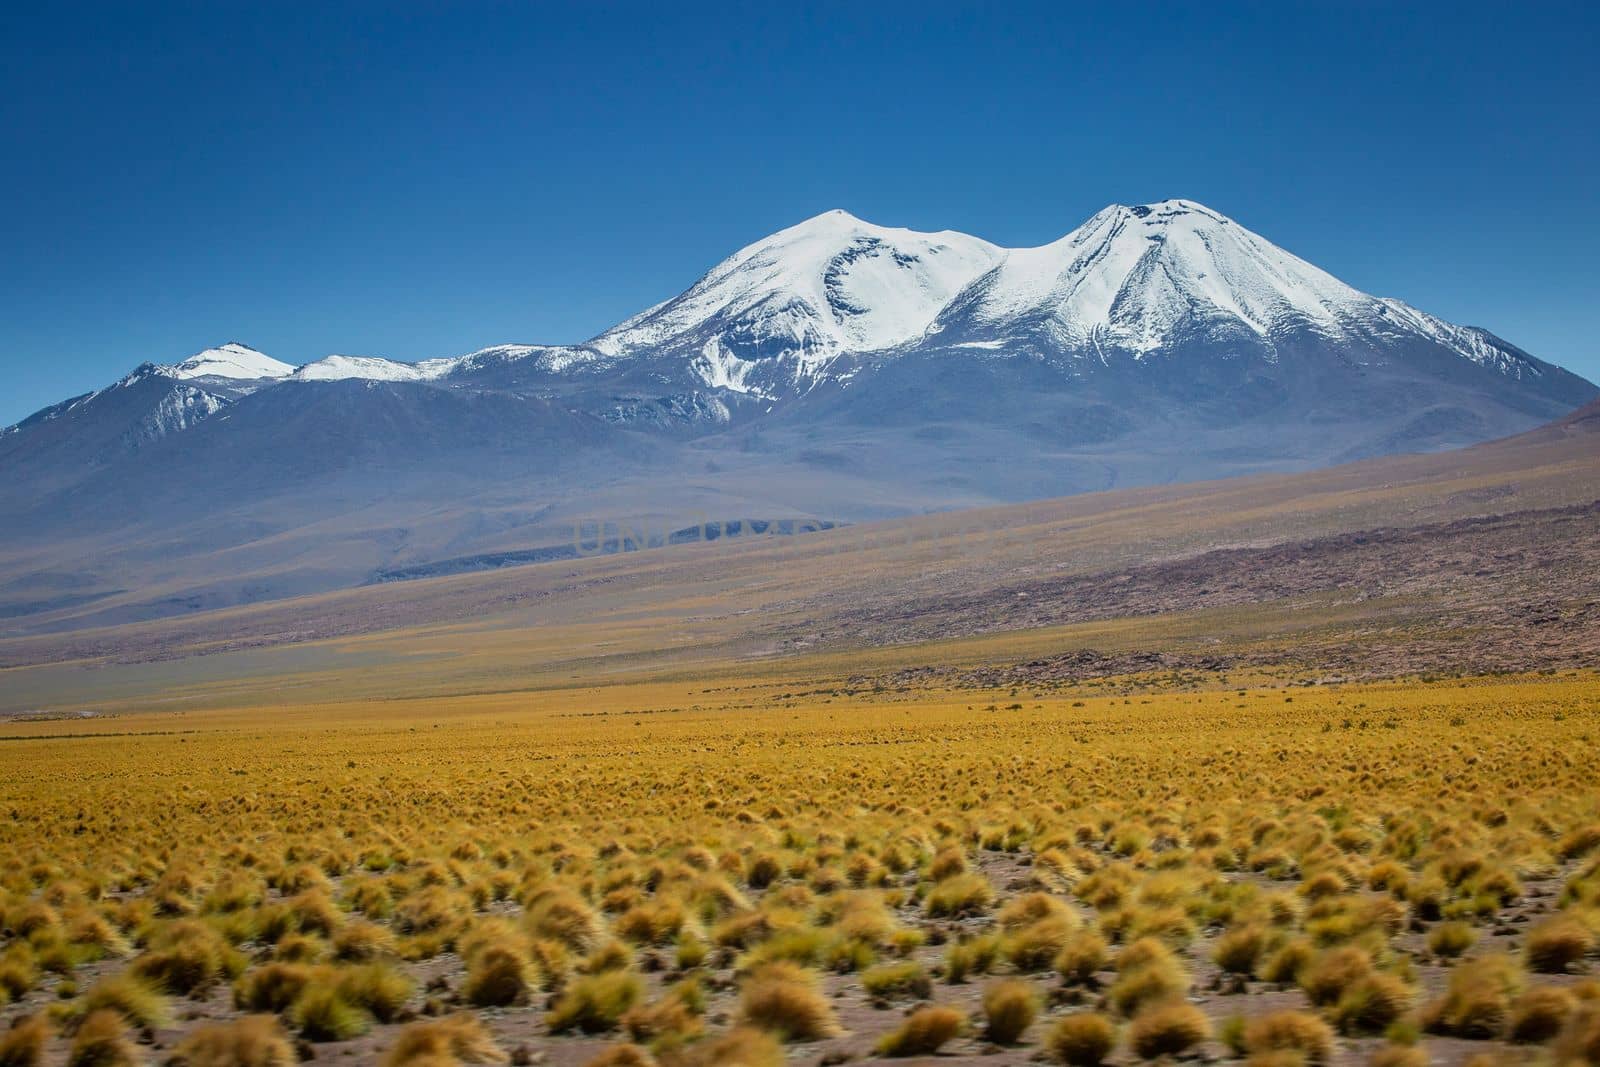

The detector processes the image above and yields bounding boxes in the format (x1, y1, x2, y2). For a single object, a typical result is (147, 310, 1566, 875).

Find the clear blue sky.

(3, 1, 1597, 425)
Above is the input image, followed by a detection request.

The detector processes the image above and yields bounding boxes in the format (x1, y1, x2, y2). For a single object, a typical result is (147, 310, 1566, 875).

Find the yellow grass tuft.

(981, 979, 1039, 1044)
(1045, 1012, 1116, 1065)
(736, 962, 840, 1042)
(1127, 1000, 1211, 1060)
(66, 1010, 139, 1067)
(547, 971, 645, 1035)
(381, 1013, 509, 1066)
(170, 1015, 296, 1067)
(875, 1004, 964, 1057)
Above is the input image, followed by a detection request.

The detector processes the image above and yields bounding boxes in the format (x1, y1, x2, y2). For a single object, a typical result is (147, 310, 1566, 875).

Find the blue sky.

(3, 1, 1597, 425)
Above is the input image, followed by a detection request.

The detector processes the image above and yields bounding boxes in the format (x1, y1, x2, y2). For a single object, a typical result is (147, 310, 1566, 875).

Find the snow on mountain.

(165, 343, 294, 380)
(933, 199, 1375, 357)
(13, 200, 1589, 436)
(1368, 298, 1545, 380)
(291, 354, 456, 382)
(137, 386, 229, 441)
(448, 344, 605, 376)
(588, 210, 1005, 389)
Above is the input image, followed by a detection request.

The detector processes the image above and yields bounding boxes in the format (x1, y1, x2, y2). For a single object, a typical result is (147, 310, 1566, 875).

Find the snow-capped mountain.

(1, 199, 1594, 633)
(166, 342, 295, 381)
(292, 354, 456, 382)
(930, 200, 1375, 356)
(588, 209, 1005, 398)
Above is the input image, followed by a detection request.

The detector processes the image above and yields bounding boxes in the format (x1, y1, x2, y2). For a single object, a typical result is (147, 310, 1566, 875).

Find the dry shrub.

(1045, 1012, 1116, 1065)
(289, 982, 370, 1042)
(66, 1010, 139, 1067)
(736, 962, 840, 1042)
(1367, 1046, 1428, 1067)
(584, 941, 636, 974)
(982, 979, 1039, 1044)
(394, 886, 470, 936)
(525, 892, 603, 952)
(336, 963, 413, 1023)
(1243, 1010, 1335, 1063)
(1261, 938, 1315, 984)
(1525, 914, 1595, 973)
(463, 945, 533, 1007)
(171, 1015, 296, 1067)
(1213, 924, 1268, 976)
(1055, 930, 1109, 984)
(1507, 984, 1577, 1043)
(745, 854, 782, 889)
(1558, 825, 1600, 860)
(1426, 921, 1477, 959)
(876, 1005, 964, 1057)
(548, 971, 645, 1034)
(860, 961, 930, 1000)
(997, 892, 1074, 930)
(662, 1027, 782, 1067)
(1421, 954, 1524, 1038)
(615, 902, 687, 946)
(1300, 946, 1372, 1006)
(272, 933, 327, 964)
(381, 1013, 508, 1065)
(82, 974, 169, 1030)
(925, 873, 993, 918)
(234, 962, 314, 1012)
(621, 996, 703, 1045)
(1333, 973, 1411, 1036)
(1005, 916, 1078, 972)
(1127, 1000, 1210, 1059)
(1552, 1002, 1600, 1064)
(333, 919, 395, 962)
(584, 1045, 656, 1067)
(945, 932, 1002, 984)
(1109, 938, 1187, 1016)
(128, 919, 240, 994)
(927, 848, 968, 882)
(0, 954, 37, 1004)
(0, 1015, 51, 1067)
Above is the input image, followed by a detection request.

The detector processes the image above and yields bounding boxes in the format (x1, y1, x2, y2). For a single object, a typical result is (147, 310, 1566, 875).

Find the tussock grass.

(81, 973, 169, 1030)
(381, 1013, 508, 1066)
(875, 1005, 963, 1056)
(1045, 1012, 1116, 1065)
(1525, 914, 1595, 973)
(981, 979, 1039, 1044)
(1054, 930, 1109, 984)
(944, 932, 1002, 984)
(1242, 1010, 1335, 1063)
(289, 981, 370, 1042)
(66, 1010, 139, 1067)
(664, 1027, 781, 1067)
(1213, 923, 1268, 976)
(0, 1015, 51, 1067)
(736, 962, 839, 1042)
(4, 673, 1600, 1062)
(1507, 984, 1576, 1043)
(1127, 1000, 1211, 1059)
(170, 1015, 296, 1067)
(924, 873, 993, 918)
(859, 961, 930, 1000)
(548, 972, 645, 1035)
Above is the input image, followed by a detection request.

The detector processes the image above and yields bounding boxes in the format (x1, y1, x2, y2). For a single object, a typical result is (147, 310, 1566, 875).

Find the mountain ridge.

(10, 199, 1587, 427)
(0, 198, 1593, 633)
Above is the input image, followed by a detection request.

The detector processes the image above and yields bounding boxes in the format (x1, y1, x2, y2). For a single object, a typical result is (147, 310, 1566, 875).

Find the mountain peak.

(1127, 198, 1226, 218)
(167, 343, 295, 381)
(588, 211, 1005, 367)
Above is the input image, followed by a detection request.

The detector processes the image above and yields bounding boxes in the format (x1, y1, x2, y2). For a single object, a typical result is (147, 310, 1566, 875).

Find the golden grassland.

(3, 670, 1600, 1065)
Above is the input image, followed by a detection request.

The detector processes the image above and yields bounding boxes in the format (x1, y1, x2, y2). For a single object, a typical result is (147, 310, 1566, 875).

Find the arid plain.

(2, 403, 1598, 1066)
